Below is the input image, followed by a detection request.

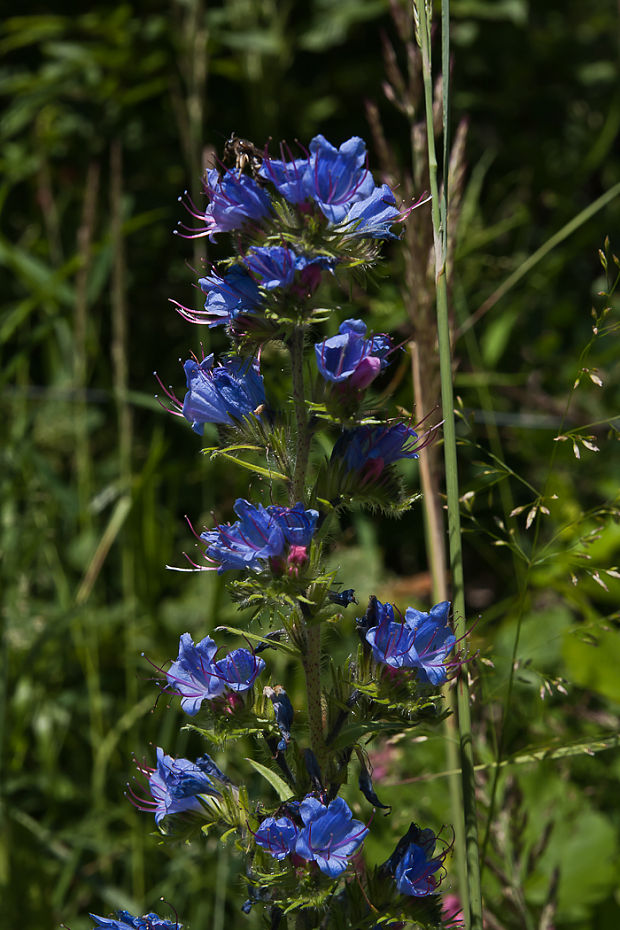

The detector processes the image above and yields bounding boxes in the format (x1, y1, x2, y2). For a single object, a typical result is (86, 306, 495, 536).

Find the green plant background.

(1, 1, 619, 928)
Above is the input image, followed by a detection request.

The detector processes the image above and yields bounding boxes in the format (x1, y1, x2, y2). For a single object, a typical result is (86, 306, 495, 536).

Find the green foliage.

(2, 0, 620, 928)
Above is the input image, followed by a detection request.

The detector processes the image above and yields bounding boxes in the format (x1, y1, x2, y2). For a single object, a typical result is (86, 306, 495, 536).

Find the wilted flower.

(134, 747, 220, 825)
(89, 911, 181, 930)
(254, 815, 299, 860)
(264, 685, 294, 751)
(315, 319, 392, 390)
(383, 823, 446, 897)
(181, 354, 265, 434)
(214, 647, 266, 692)
(295, 796, 368, 877)
(201, 499, 318, 573)
(166, 633, 225, 714)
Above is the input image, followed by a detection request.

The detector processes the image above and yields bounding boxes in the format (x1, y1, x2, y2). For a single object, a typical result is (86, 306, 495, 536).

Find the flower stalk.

(416, 1, 483, 927)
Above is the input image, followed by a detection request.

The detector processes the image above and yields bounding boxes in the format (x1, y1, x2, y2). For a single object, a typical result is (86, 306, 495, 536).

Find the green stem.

(303, 623, 326, 769)
(289, 325, 326, 769)
(290, 325, 310, 504)
(417, 3, 483, 927)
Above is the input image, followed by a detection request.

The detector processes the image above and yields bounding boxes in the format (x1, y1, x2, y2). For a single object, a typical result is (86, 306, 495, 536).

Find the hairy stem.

(289, 325, 326, 768)
(290, 325, 310, 504)
(303, 623, 326, 770)
(417, 2, 483, 927)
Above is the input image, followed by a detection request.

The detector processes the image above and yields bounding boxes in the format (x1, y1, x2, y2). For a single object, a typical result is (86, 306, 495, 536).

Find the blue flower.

(332, 423, 421, 480)
(259, 146, 309, 203)
(295, 796, 368, 877)
(244, 245, 335, 293)
(265, 502, 319, 547)
(254, 815, 299, 860)
(384, 823, 445, 897)
(182, 354, 266, 434)
(365, 613, 418, 670)
(180, 169, 271, 241)
(245, 245, 305, 290)
(196, 268, 262, 327)
(89, 911, 180, 930)
(166, 633, 225, 715)
(403, 601, 456, 686)
(339, 183, 401, 240)
(364, 599, 455, 685)
(214, 648, 266, 692)
(143, 747, 220, 825)
(303, 135, 376, 223)
(315, 319, 392, 390)
(201, 499, 318, 573)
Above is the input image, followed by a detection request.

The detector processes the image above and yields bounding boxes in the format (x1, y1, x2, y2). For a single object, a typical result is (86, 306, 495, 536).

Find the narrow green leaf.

(204, 450, 289, 482)
(245, 758, 293, 802)
(215, 625, 299, 658)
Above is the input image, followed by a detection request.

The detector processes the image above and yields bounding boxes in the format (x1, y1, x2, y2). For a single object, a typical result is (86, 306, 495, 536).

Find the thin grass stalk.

(74, 159, 100, 529)
(415, 2, 483, 926)
(410, 342, 467, 906)
(110, 138, 144, 900)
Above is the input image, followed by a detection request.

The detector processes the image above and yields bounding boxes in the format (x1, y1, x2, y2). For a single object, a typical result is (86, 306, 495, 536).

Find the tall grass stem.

(415, 2, 483, 926)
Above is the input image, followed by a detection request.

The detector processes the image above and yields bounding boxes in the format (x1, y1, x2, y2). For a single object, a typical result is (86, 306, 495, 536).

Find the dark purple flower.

(214, 648, 266, 692)
(295, 796, 368, 877)
(166, 633, 225, 715)
(384, 823, 446, 897)
(332, 423, 422, 480)
(179, 169, 272, 241)
(264, 685, 294, 751)
(89, 911, 181, 930)
(254, 815, 299, 860)
(315, 319, 392, 390)
(303, 135, 376, 224)
(138, 747, 220, 825)
(201, 499, 318, 573)
(182, 354, 265, 434)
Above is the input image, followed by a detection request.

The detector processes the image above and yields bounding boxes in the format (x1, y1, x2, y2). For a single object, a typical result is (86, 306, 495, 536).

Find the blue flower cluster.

(363, 599, 456, 686)
(254, 795, 368, 878)
(201, 498, 318, 574)
(166, 632, 266, 714)
(260, 135, 401, 236)
(90, 911, 180, 930)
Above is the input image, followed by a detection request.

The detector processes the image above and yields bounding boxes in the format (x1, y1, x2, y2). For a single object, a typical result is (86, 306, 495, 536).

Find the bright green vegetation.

(1, 2, 619, 928)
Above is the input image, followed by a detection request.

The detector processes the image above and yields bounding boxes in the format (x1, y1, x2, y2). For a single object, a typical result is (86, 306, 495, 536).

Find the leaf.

(215, 625, 299, 657)
(245, 758, 293, 802)
(205, 450, 289, 482)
